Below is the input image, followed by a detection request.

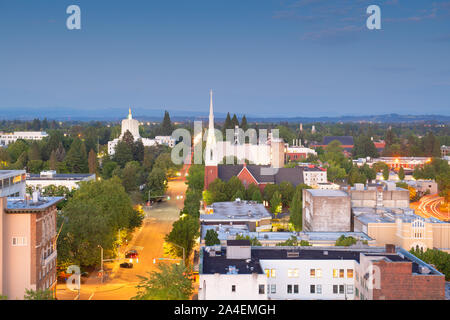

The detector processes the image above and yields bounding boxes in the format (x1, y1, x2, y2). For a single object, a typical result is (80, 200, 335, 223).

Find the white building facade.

(0, 132, 48, 147)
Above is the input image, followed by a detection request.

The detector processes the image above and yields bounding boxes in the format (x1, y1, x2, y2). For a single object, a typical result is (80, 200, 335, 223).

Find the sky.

(0, 0, 449, 118)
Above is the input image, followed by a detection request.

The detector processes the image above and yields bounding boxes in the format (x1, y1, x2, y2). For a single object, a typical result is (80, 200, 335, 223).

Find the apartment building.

(0, 170, 26, 198)
(199, 242, 445, 300)
(26, 170, 96, 191)
(0, 195, 63, 299)
(0, 132, 48, 146)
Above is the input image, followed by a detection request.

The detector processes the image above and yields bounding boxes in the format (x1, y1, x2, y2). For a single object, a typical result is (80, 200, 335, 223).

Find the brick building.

(0, 195, 63, 299)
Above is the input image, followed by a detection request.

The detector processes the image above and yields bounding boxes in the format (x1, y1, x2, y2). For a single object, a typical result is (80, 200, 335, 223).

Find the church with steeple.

(203, 90, 286, 190)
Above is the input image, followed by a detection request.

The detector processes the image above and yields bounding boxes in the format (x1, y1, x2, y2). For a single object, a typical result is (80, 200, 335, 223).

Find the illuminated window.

(288, 268, 299, 278)
(265, 269, 270, 278)
(317, 284, 322, 294)
(347, 269, 354, 278)
(316, 269, 322, 278)
(339, 269, 344, 278)
(310, 269, 315, 278)
(333, 269, 339, 278)
(271, 269, 276, 278)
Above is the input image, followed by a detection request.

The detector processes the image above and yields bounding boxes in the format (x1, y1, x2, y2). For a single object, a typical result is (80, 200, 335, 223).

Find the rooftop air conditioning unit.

(287, 251, 299, 258)
(323, 251, 328, 255)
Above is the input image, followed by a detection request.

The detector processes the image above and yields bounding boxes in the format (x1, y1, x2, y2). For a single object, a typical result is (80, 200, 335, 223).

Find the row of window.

(232, 284, 355, 296)
(265, 268, 354, 279)
(12, 237, 27, 246)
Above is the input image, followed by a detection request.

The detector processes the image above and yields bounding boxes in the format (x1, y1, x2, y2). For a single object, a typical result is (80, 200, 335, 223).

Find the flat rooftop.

(200, 200, 271, 222)
(201, 246, 443, 276)
(6, 197, 64, 212)
(27, 173, 94, 181)
(0, 170, 26, 178)
(306, 189, 349, 197)
(201, 225, 373, 242)
(353, 207, 447, 225)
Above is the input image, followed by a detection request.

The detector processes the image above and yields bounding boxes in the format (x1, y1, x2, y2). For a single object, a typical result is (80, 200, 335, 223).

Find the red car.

(125, 250, 139, 262)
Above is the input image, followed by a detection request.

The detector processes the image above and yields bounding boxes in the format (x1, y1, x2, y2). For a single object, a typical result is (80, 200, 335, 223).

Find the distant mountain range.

(0, 107, 449, 123)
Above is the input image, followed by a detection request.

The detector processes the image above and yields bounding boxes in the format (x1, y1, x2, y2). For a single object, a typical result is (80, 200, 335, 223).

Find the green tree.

(251, 189, 263, 203)
(278, 181, 294, 207)
(383, 166, 390, 181)
(352, 135, 379, 159)
(114, 141, 133, 168)
(24, 288, 55, 300)
(270, 191, 282, 216)
(204, 178, 228, 205)
(409, 248, 450, 281)
(160, 111, 174, 136)
(225, 176, 245, 200)
(289, 186, 304, 231)
(88, 149, 98, 174)
(240, 115, 248, 131)
(231, 114, 239, 128)
(398, 166, 405, 180)
(65, 138, 88, 173)
(185, 165, 204, 192)
(205, 229, 220, 246)
(132, 263, 194, 300)
(165, 216, 200, 266)
(263, 184, 279, 202)
(235, 234, 262, 246)
(276, 236, 310, 246)
(7, 139, 29, 163)
(147, 167, 168, 197)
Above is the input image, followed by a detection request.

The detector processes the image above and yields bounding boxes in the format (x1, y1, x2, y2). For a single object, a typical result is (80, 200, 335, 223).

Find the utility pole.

(171, 243, 185, 266)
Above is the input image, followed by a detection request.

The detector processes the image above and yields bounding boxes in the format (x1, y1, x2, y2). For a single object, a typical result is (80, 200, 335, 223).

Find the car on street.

(120, 262, 133, 268)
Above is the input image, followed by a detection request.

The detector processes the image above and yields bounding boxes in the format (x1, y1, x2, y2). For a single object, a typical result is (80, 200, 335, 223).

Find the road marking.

(88, 292, 95, 300)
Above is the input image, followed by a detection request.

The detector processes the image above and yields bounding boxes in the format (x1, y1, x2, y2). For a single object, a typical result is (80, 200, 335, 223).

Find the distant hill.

(0, 107, 449, 123)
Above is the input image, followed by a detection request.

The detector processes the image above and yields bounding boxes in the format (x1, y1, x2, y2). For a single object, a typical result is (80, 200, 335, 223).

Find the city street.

(413, 194, 449, 221)
(56, 175, 188, 300)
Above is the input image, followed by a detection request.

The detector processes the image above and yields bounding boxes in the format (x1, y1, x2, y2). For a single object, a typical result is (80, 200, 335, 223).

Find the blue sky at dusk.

(0, 0, 449, 117)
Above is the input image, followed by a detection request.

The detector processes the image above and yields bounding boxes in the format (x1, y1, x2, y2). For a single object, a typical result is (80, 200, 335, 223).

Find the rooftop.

(306, 189, 349, 197)
(200, 200, 272, 222)
(353, 206, 447, 225)
(0, 170, 26, 179)
(27, 173, 94, 181)
(6, 197, 64, 212)
(201, 246, 441, 276)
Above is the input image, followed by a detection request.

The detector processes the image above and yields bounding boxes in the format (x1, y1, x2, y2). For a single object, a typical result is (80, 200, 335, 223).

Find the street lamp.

(98, 245, 103, 283)
(171, 243, 185, 265)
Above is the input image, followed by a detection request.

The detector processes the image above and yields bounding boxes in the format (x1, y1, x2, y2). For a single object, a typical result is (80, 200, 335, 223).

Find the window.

(339, 285, 344, 294)
(355, 287, 359, 297)
(333, 285, 338, 294)
(288, 268, 299, 278)
(316, 269, 322, 278)
(287, 285, 292, 294)
(270, 284, 276, 294)
(271, 269, 276, 278)
(333, 269, 339, 278)
(347, 285, 354, 295)
(339, 269, 344, 278)
(347, 269, 354, 279)
(310, 269, 315, 278)
(258, 284, 265, 294)
(265, 269, 270, 278)
(310, 285, 315, 294)
(12, 237, 27, 246)
(293, 284, 299, 294)
(316, 284, 322, 294)
(231, 285, 236, 292)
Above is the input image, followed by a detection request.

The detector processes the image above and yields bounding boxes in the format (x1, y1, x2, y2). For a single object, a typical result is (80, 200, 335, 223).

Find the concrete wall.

(303, 190, 351, 232)
(348, 189, 409, 208)
(199, 273, 267, 300)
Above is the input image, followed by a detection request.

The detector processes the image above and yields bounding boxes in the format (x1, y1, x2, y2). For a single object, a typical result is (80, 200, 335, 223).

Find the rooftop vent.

(419, 266, 431, 274)
(287, 251, 299, 258)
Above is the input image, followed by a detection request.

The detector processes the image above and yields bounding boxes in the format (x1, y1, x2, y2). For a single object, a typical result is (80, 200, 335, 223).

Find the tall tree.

(240, 115, 248, 131)
(222, 112, 232, 136)
(231, 114, 239, 128)
(49, 150, 57, 171)
(160, 111, 173, 136)
(65, 138, 88, 173)
(205, 229, 220, 246)
(398, 166, 405, 180)
(88, 149, 98, 174)
(270, 191, 282, 216)
(132, 263, 194, 300)
(165, 216, 200, 266)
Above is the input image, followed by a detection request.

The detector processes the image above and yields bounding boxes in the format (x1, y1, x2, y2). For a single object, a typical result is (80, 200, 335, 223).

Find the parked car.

(120, 262, 133, 269)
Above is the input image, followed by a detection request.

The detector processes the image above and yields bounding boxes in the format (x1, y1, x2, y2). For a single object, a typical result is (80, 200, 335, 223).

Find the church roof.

(217, 165, 305, 186)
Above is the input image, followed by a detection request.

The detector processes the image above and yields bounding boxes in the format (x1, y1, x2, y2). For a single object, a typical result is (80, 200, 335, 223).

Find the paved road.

(56, 178, 188, 300)
(414, 194, 449, 221)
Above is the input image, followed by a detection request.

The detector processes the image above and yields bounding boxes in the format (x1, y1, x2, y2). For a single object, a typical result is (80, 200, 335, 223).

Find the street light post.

(148, 189, 151, 207)
(98, 245, 103, 283)
(171, 243, 185, 265)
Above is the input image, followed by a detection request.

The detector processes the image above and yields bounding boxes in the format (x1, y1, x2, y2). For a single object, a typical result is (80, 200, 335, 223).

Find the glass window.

(310, 269, 315, 278)
(231, 285, 236, 292)
(339, 269, 345, 278)
(347, 269, 354, 278)
(355, 287, 359, 297)
(287, 285, 292, 294)
(317, 284, 322, 294)
(259, 284, 265, 294)
(294, 285, 299, 294)
(333, 285, 338, 294)
(339, 285, 344, 294)
(333, 269, 339, 278)
(347, 285, 354, 295)
(310, 285, 315, 294)
(265, 269, 270, 278)
(271, 269, 276, 278)
(270, 284, 276, 294)
(316, 269, 322, 278)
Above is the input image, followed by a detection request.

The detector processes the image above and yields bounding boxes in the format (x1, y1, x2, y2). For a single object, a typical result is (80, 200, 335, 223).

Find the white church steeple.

(205, 89, 218, 166)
